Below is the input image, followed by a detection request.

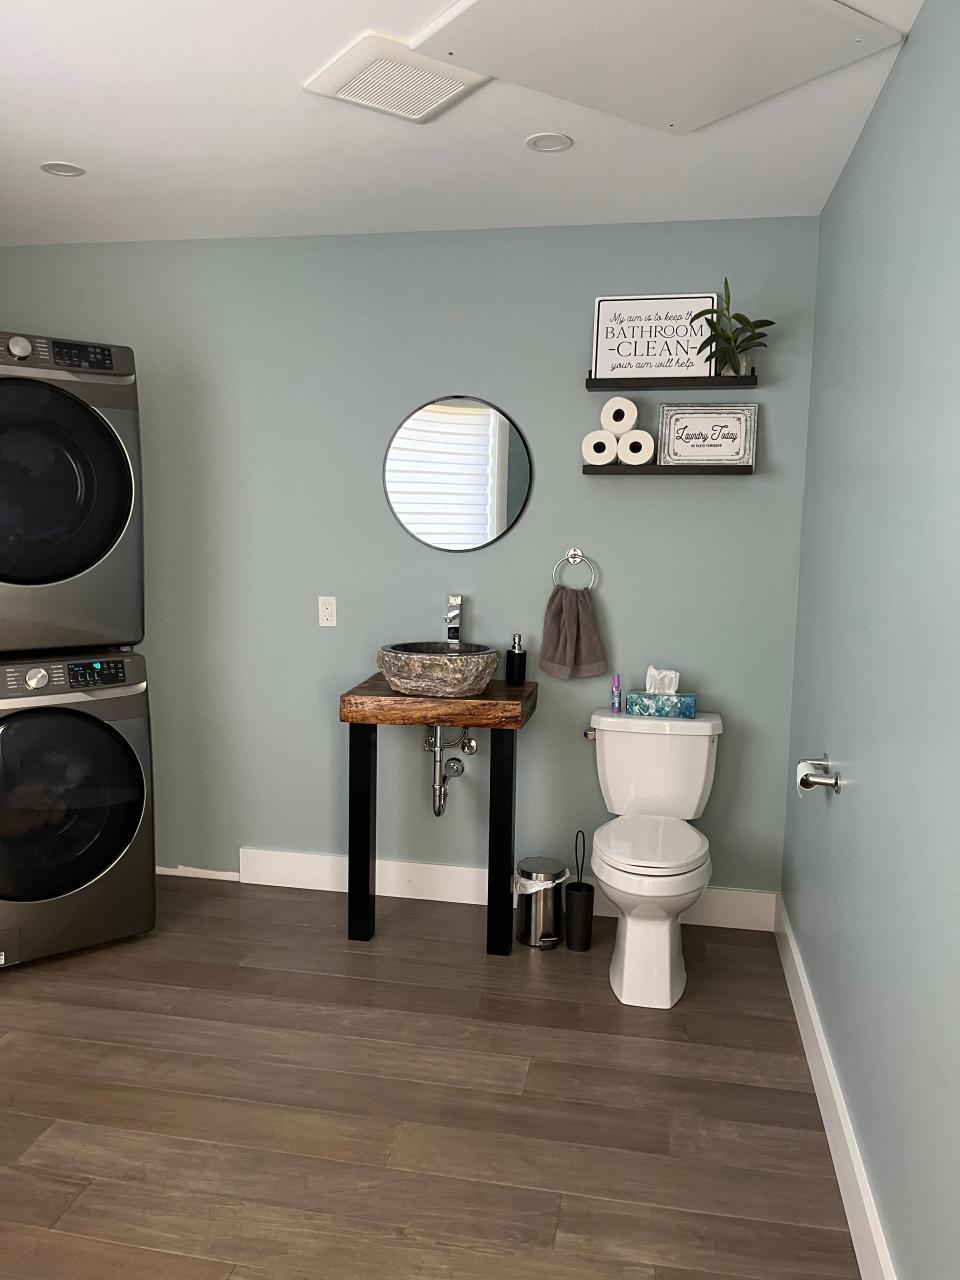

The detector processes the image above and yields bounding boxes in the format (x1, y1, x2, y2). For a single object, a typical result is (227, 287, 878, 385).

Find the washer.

(0, 330, 143, 654)
(0, 651, 154, 967)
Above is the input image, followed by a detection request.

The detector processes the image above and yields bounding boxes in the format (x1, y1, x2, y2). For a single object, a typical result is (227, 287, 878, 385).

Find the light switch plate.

(318, 597, 337, 627)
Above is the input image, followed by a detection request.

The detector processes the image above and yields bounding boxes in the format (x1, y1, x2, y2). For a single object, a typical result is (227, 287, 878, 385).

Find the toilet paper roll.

(600, 396, 638, 436)
(581, 429, 618, 466)
(617, 429, 656, 466)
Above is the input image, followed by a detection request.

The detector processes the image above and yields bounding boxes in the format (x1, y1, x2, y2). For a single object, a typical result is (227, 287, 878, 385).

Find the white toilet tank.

(590, 710, 723, 819)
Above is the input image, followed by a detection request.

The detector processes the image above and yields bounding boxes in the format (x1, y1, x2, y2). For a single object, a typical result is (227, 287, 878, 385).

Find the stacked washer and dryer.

(0, 330, 155, 967)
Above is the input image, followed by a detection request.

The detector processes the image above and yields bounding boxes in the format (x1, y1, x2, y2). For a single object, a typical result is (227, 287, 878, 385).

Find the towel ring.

(553, 547, 596, 590)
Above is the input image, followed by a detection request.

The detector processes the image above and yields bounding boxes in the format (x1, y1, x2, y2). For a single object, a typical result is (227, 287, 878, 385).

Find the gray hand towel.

(539, 585, 608, 680)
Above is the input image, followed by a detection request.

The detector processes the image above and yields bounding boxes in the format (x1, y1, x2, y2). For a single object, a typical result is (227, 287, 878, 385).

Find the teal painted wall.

(0, 218, 818, 883)
(784, 1, 958, 1274)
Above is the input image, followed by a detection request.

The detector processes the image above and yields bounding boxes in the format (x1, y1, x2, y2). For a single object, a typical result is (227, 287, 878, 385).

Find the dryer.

(0, 650, 154, 967)
(0, 330, 143, 654)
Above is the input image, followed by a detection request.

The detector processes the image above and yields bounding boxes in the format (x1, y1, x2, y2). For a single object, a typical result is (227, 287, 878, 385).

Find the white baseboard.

(237, 848, 775, 931)
(239, 848, 486, 904)
(156, 865, 240, 881)
(684, 886, 776, 930)
(775, 897, 896, 1280)
(594, 882, 777, 930)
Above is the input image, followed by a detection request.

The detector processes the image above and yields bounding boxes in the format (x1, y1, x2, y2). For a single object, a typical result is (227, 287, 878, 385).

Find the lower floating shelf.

(583, 464, 754, 476)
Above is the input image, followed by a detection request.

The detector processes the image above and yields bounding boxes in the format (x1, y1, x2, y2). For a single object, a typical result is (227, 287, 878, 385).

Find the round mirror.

(384, 397, 532, 552)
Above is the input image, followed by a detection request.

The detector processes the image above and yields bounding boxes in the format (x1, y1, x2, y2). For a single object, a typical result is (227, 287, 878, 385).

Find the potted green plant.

(692, 280, 775, 376)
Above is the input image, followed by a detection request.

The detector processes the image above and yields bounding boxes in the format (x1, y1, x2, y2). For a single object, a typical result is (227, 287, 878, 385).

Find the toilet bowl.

(592, 814, 711, 1008)
(587, 709, 722, 1009)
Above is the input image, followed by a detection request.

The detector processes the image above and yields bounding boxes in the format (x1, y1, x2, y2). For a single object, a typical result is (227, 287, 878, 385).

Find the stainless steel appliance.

(515, 856, 569, 950)
(0, 330, 143, 654)
(0, 650, 154, 966)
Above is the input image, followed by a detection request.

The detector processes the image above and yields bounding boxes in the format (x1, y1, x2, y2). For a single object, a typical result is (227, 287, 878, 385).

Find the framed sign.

(658, 404, 757, 466)
(592, 294, 717, 380)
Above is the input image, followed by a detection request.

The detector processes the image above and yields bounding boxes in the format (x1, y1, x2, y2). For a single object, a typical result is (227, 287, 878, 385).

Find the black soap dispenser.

(506, 634, 527, 687)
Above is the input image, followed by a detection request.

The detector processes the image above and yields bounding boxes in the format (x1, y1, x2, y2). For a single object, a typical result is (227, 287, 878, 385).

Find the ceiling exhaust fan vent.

(338, 58, 464, 120)
(303, 32, 489, 123)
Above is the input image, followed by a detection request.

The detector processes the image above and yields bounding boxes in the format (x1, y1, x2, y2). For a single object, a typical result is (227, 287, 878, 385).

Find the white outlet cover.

(318, 597, 337, 627)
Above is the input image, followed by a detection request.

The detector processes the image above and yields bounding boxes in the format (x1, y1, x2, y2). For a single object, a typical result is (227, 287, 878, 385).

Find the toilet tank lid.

(590, 709, 722, 736)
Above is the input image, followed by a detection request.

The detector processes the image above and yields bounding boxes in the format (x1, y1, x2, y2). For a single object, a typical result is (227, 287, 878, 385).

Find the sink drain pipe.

(424, 726, 477, 817)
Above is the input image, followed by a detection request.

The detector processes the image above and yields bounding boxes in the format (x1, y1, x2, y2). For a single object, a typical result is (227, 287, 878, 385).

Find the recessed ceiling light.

(525, 132, 573, 153)
(40, 162, 86, 177)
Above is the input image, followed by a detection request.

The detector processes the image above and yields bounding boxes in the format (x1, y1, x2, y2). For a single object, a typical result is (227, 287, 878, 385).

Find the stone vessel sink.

(378, 642, 500, 698)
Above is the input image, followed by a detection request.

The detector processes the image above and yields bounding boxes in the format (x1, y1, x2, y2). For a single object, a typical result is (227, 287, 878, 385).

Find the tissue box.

(626, 692, 697, 719)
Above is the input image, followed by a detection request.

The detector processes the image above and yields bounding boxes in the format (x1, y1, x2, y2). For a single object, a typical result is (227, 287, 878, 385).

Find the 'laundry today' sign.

(592, 294, 716, 379)
(658, 404, 758, 467)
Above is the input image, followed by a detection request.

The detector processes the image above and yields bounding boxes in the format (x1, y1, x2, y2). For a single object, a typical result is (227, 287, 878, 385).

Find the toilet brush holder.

(565, 882, 594, 951)
(565, 831, 594, 952)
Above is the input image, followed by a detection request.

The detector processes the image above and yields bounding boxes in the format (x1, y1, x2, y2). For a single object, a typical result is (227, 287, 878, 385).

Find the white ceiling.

(414, 0, 903, 134)
(0, 0, 924, 247)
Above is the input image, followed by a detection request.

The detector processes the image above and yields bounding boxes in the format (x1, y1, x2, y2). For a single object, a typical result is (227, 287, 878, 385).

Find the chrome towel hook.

(553, 547, 597, 589)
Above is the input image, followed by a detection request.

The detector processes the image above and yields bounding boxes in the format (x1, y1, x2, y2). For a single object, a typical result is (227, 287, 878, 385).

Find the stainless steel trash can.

(515, 857, 569, 949)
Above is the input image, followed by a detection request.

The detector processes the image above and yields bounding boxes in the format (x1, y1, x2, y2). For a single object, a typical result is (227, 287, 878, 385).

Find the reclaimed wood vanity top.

(339, 675, 538, 729)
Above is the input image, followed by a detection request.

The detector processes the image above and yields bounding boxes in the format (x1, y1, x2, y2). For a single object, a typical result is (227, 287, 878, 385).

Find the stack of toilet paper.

(582, 397, 655, 466)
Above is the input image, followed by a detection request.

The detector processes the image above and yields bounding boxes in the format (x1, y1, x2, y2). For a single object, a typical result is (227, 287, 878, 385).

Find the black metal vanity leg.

(487, 729, 517, 956)
(348, 723, 377, 941)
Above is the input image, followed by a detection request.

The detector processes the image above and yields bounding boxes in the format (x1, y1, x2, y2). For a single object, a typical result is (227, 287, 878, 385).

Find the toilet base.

(609, 910, 689, 1009)
(592, 852, 711, 1010)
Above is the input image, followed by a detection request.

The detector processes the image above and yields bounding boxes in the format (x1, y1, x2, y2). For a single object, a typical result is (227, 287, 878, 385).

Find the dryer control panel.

(52, 339, 115, 372)
(1, 657, 129, 698)
(0, 331, 135, 377)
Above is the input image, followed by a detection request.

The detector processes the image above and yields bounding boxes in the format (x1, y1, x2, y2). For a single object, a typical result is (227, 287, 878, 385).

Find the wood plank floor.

(0, 878, 860, 1279)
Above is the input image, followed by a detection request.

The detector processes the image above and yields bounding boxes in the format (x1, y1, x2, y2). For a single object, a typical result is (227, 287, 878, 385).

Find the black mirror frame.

(383, 395, 534, 554)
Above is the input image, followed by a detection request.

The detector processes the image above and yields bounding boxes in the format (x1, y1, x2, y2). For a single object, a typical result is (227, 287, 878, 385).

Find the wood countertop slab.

(339, 675, 538, 730)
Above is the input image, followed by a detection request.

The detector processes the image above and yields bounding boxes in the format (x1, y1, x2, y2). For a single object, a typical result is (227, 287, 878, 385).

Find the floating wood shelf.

(583, 464, 754, 476)
(585, 371, 757, 391)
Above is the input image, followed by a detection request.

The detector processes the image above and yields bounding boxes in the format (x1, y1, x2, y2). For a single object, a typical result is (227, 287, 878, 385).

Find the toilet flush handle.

(796, 755, 841, 797)
(583, 728, 596, 741)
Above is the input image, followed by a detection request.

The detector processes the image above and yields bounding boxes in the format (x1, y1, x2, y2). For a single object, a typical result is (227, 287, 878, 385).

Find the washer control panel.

(3, 661, 67, 698)
(0, 331, 135, 377)
(68, 659, 127, 689)
(1, 657, 129, 698)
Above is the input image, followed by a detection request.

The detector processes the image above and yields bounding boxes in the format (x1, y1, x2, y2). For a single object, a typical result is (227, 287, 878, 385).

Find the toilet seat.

(593, 814, 709, 876)
(592, 851, 711, 902)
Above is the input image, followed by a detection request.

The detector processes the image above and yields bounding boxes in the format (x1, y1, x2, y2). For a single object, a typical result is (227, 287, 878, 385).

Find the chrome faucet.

(445, 595, 462, 645)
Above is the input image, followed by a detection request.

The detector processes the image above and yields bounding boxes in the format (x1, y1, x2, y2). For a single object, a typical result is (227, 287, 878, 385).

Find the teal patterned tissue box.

(626, 692, 697, 719)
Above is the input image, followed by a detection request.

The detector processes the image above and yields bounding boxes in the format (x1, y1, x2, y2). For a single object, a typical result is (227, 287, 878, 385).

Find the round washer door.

(0, 708, 145, 901)
(0, 378, 134, 585)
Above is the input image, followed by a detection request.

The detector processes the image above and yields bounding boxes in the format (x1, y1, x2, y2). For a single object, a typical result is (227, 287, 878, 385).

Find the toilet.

(589, 709, 723, 1009)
